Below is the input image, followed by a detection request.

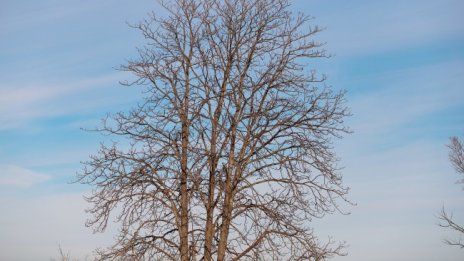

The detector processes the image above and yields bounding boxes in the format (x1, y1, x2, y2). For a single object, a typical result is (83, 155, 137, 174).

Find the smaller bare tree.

(50, 245, 78, 261)
(439, 136, 464, 248)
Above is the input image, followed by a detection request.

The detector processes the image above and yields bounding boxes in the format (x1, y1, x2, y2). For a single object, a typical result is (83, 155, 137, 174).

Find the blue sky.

(1, 0, 463, 260)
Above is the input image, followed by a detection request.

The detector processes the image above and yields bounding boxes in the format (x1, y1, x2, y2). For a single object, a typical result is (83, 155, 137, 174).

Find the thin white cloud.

(0, 165, 50, 188)
(346, 59, 464, 141)
(0, 73, 138, 130)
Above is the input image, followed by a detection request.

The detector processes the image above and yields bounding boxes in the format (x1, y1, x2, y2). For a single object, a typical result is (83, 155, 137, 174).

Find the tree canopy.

(78, 0, 351, 260)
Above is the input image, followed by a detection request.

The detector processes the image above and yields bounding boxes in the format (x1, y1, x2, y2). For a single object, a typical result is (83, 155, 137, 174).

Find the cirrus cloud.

(0, 165, 50, 188)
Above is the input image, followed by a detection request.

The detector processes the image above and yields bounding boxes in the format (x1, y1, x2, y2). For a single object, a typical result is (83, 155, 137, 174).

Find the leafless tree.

(50, 245, 79, 261)
(77, 0, 351, 260)
(439, 136, 464, 248)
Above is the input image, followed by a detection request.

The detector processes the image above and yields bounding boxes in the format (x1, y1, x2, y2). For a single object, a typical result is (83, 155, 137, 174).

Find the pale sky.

(1, 0, 463, 260)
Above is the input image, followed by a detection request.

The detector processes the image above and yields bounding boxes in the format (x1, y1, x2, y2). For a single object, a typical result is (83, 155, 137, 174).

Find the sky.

(0, 0, 463, 260)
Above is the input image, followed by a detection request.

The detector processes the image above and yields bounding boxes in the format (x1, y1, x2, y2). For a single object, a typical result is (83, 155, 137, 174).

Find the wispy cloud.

(346, 59, 464, 143)
(0, 73, 137, 130)
(0, 165, 50, 188)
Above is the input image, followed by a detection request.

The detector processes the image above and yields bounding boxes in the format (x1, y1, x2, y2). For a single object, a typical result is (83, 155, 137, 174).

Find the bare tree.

(77, 0, 350, 260)
(50, 245, 79, 261)
(439, 136, 464, 248)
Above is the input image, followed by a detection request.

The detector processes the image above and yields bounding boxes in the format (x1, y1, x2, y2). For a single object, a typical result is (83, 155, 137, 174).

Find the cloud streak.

(346, 59, 464, 144)
(0, 73, 137, 130)
(0, 165, 50, 188)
